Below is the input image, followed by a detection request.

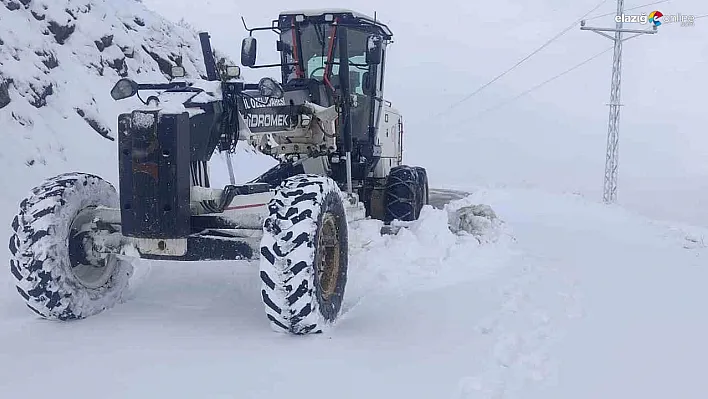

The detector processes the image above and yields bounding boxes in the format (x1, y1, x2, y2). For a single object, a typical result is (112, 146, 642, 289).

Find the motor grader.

(8, 9, 428, 334)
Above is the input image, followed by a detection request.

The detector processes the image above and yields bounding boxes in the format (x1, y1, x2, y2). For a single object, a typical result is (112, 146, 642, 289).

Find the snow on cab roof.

(279, 9, 373, 20)
(278, 9, 393, 37)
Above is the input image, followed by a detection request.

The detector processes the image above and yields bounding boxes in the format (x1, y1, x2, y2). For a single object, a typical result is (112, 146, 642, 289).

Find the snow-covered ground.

(2, 184, 708, 398)
(2, 1, 708, 398)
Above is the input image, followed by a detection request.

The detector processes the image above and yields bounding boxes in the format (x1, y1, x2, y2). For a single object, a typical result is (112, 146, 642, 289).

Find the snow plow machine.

(8, 9, 429, 334)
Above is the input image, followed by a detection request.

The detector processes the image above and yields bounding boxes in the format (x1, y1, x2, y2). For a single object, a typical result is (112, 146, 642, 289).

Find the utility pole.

(581, 0, 657, 204)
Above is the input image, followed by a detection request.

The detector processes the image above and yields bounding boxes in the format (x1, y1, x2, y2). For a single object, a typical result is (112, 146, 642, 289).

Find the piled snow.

(447, 203, 500, 239)
(347, 204, 514, 297)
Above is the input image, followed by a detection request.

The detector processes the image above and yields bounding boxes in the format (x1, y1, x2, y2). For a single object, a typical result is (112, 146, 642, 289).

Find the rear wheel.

(384, 165, 422, 222)
(413, 166, 429, 217)
(9, 173, 133, 320)
(259, 174, 348, 334)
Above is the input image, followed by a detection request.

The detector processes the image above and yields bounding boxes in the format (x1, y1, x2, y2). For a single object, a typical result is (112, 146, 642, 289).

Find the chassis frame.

(90, 184, 367, 262)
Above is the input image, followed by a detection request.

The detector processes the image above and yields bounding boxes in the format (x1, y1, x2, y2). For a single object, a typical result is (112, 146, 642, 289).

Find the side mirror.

(366, 35, 383, 65)
(110, 78, 138, 101)
(258, 77, 284, 99)
(241, 37, 257, 67)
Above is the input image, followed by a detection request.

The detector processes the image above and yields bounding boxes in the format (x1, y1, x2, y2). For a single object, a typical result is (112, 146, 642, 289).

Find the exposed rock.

(106, 57, 128, 77)
(94, 34, 113, 52)
(5, 1, 20, 11)
(168, 53, 183, 66)
(18, 0, 30, 6)
(142, 45, 173, 76)
(120, 45, 135, 58)
(76, 108, 114, 141)
(36, 50, 59, 69)
(28, 82, 53, 108)
(134, 17, 145, 27)
(47, 20, 76, 45)
(90, 61, 105, 76)
(31, 10, 45, 20)
(0, 79, 11, 109)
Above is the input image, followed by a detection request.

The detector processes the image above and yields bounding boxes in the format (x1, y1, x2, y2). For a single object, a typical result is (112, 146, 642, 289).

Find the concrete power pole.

(581, 0, 657, 204)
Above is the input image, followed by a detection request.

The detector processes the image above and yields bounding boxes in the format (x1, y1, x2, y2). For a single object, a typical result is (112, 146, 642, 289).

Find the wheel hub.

(317, 212, 341, 301)
(68, 207, 121, 289)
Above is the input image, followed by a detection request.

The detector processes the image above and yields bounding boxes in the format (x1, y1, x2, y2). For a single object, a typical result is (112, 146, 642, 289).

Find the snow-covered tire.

(413, 166, 429, 216)
(385, 165, 421, 222)
(259, 174, 348, 334)
(9, 173, 133, 320)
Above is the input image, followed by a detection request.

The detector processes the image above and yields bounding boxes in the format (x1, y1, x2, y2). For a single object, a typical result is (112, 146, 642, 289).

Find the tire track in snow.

(452, 252, 582, 398)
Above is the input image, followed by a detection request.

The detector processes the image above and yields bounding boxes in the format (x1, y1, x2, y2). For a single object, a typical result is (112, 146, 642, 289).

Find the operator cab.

(241, 9, 393, 152)
(276, 10, 392, 93)
(278, 10, 393, 172)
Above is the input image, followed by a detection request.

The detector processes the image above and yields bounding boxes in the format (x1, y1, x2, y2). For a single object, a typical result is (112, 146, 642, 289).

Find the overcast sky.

(143, 0, 708, 224)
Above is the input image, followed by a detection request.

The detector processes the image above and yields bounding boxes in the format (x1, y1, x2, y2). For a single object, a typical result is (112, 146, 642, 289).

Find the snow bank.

(347, 202, 515, 300)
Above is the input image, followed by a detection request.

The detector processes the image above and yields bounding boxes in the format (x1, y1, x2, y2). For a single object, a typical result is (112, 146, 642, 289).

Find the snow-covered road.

(1, 187, 707, 398)
(455, 189, 708, 398)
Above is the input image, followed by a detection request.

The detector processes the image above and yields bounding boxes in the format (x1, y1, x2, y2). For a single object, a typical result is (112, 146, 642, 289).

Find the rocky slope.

(0, 0, 222, 196)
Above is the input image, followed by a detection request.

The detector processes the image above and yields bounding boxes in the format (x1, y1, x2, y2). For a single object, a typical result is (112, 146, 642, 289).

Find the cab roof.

(278, 9, 393, 39)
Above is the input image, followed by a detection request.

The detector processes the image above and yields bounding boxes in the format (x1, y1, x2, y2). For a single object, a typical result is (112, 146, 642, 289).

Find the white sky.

(142, 0, 708, 224)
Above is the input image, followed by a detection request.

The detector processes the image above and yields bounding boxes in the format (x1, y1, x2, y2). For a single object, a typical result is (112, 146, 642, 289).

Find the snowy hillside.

(0, 0, 254, 206)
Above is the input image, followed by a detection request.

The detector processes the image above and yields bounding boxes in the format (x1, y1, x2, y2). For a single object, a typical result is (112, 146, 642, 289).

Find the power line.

(585, 0, 668, 21)
(431, 0, 609, 118)
(453, 46, 613, 123)
(437, 6, 702, 125)
(454, 4, 692, 123)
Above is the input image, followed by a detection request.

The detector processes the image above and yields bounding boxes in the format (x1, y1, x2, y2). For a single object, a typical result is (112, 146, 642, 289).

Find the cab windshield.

(280, 24, 370, 94)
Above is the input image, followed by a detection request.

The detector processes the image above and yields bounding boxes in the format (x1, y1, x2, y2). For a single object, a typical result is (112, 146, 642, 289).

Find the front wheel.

(259, 175, 349, 334)
(9, 173, 133, 320)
